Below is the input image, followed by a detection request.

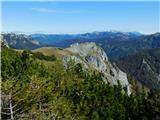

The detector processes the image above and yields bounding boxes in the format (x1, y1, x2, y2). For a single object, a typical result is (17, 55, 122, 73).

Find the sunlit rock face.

(1, 35, 9, 48)
(134, 59, 160, 91)
(63, 42, 131, 95)
(1, 33, 41, 50)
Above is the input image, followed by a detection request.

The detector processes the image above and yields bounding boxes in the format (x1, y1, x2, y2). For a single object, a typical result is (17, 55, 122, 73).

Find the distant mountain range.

(43, 32, 159, 60)
(1, 31, 160, 60)
(30, 31, 143, 45)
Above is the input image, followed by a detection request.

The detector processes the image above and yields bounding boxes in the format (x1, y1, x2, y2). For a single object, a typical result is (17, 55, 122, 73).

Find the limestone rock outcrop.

(63, 42, 131, 95)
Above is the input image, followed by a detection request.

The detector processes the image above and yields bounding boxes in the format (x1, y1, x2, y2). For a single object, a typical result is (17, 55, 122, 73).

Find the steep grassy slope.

(32, 47, 70, 58)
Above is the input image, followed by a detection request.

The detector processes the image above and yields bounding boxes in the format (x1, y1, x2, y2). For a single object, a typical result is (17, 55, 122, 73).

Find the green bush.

(32, 52, 57, 61)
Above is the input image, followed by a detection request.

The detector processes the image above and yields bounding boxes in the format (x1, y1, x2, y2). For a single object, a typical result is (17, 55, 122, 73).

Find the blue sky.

(2, 1, 160, 34)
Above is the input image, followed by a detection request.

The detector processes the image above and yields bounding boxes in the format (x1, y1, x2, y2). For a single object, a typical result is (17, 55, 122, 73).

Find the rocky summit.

(63, 42, 131, 95)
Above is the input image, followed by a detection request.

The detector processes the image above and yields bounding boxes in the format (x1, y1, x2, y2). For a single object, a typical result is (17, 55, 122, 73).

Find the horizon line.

(2, 30, 159, 35)
(2, 0, 160, 2)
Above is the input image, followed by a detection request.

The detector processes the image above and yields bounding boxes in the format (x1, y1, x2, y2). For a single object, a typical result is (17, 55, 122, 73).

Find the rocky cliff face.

(1, 35, 9, 48)
(116, 48, 160, 91)
(63, 42, 131, 95)
(1, 33, 41, 50)
(134, 58, 160, 91)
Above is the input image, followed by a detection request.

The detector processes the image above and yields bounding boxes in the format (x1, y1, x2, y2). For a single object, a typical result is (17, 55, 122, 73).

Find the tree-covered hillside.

(1, 47, 160, 120)
(116, 48, 160, 91)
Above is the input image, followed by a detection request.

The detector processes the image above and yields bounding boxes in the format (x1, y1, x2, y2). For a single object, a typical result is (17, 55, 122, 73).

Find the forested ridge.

(116, 48, 160, 91)
(1, 47, 160, 120)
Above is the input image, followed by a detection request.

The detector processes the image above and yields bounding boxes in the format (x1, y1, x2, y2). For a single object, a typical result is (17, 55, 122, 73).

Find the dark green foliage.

(1, 48, 160, 120)
(2, 47, 23, 79)
(32, 52, 57, 61)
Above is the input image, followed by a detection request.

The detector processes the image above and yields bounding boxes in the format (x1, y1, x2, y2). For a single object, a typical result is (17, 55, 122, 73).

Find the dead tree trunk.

(9, 94, 14, 120)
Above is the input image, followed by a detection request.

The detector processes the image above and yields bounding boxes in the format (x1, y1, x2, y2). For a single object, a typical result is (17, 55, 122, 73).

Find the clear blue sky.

(2, 1, 160, 34)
